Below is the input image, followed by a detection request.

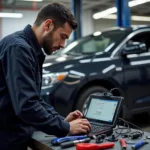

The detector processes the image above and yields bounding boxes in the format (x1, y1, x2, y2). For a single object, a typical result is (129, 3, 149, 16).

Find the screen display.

(85, 98, 118, 123)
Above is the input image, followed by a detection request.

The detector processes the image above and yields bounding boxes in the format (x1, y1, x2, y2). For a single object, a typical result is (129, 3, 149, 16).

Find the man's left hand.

(65, 110, 83, 122)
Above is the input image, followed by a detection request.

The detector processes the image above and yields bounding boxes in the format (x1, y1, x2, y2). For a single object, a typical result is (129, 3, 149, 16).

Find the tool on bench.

(76, 142, 114, 150)
(51, 135, 88, 146)
(131, 139, 149, 150)
(120, 138, 127, 149)
(60, 137, 91, 149)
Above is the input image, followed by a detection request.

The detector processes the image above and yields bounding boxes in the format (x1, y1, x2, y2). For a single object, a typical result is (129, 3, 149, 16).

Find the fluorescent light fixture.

(93, 7, 117, 19)
(93, 0, 150, 19)
(102, 14, 117, 19)
(129, 0, 150, 7)
(132, 15, 150, 21)
(0, 13, 23, 18)
(103, 14, 150, 22)
(21, 0, 43, 1)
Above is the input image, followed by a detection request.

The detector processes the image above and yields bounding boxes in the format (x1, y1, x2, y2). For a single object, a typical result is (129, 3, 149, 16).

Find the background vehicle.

(41, 25, 150, 119)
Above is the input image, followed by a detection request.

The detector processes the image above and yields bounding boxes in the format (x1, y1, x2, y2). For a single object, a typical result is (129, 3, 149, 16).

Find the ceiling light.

(21, 0, 43, 1)
(0, 13, 23, 18)
(93, 0, 150, 19)
(131, 15, 150, 21)
(93, 7, 117, 19)
(129, 0, 150, 7)
(103, 14, 117, 19)
(103, 14, 150, 22)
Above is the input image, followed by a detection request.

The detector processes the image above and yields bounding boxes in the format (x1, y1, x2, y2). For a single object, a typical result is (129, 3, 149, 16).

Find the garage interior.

(0, 0, 150, 150)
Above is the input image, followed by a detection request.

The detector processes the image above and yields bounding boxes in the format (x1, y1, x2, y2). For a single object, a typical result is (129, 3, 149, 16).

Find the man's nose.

(60, 41, 65, 48)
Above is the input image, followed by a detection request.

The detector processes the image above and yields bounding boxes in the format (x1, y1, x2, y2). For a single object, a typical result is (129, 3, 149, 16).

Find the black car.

(41, 25, 150, 119)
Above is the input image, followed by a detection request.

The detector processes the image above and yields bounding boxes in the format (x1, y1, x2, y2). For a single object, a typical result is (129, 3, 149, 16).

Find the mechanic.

(0, 2, 91, 150)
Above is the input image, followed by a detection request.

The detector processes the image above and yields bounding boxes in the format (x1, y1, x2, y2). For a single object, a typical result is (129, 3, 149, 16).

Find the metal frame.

(116, 0, 130, 27)
(72, 0, 82, 40)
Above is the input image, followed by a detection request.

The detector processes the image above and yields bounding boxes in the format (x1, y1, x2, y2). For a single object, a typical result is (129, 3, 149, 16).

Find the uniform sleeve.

(2, 45, 69, 137)
(39, 98, 65, 120)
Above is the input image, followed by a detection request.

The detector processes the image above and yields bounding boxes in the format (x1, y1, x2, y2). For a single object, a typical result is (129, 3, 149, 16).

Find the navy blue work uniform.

(0, 25, 70, 150)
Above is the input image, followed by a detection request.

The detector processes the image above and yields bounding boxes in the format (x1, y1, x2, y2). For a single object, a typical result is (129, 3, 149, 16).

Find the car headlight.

(42, 72, 68, 86)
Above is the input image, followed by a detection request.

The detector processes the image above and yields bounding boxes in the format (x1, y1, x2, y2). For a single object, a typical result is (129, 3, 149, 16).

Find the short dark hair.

(34, 2, 77, 30)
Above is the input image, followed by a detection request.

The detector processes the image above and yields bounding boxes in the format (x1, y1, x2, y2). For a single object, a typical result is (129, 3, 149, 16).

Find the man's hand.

(65, 110, 83, 122)
(69, 119, 91, 135)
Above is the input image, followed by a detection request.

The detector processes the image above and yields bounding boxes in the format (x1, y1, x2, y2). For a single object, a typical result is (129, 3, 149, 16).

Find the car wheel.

(75, 86, 109, 113)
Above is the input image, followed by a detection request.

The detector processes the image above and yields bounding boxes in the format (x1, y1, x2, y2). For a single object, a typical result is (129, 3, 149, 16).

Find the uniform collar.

(23, 24, 45, 64)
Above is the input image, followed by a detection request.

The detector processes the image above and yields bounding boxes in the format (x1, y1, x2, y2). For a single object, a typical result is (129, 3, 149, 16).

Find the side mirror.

(122, 41, 147, 56)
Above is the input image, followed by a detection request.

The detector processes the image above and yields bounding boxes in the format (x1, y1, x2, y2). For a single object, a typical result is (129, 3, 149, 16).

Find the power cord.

(120, 118, 144, 138)
(114, 118, 144, 140)
(114, 118, 131, 138)
(105, 88, 144, 142)
(99, 118, 143, 143)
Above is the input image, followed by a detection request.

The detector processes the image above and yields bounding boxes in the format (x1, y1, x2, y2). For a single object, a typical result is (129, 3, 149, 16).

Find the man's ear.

(44, 19, 54, 32)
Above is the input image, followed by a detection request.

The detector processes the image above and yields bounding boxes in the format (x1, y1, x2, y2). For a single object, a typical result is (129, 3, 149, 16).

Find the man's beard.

(42, 31, 54, 55)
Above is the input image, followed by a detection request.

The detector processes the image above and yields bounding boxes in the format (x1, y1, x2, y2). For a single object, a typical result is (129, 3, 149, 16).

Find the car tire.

(75, 86, 109, 113)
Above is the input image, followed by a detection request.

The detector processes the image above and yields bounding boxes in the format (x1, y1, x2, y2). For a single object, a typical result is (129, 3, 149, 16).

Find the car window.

(81, 37, 111, 54)
(121, 31, 150, 54)
(82, 40, 97, 53)
(130, 31, 150, 52)
(53, 41, 80, 56)
(73, 31, 125, 55)
(54, 29, 126, 56)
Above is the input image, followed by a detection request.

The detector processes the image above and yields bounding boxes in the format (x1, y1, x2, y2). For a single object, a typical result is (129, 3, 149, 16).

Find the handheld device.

(83, 93, 123, 136)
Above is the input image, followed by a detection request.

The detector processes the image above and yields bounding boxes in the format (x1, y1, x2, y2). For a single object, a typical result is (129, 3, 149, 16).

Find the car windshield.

(54, 29, 126, 56)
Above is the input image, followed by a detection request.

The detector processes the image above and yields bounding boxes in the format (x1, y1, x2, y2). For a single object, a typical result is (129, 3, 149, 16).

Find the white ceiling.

(1, 0, 150, 16)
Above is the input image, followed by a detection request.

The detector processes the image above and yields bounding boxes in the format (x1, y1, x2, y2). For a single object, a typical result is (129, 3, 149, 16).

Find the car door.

(120, 30, 150, 113)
